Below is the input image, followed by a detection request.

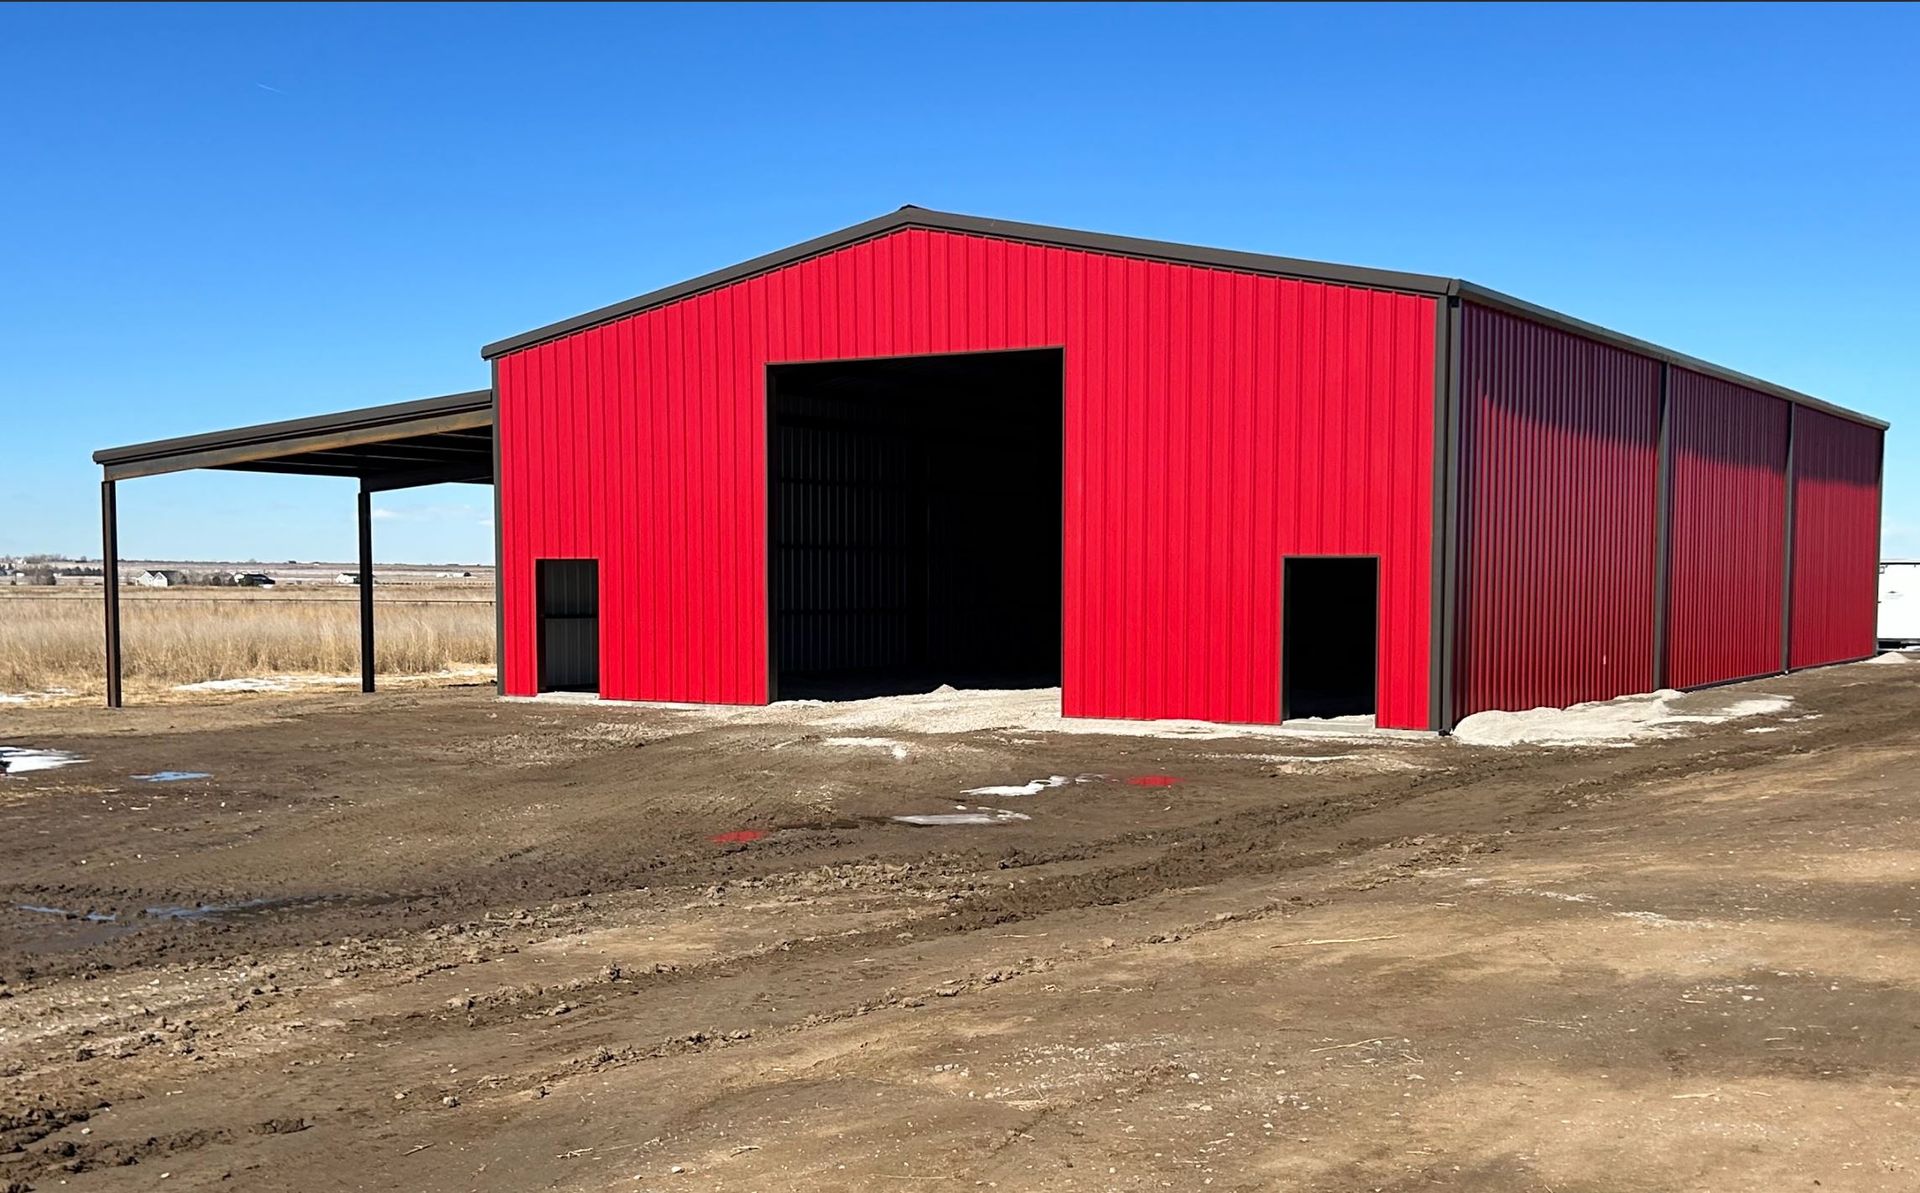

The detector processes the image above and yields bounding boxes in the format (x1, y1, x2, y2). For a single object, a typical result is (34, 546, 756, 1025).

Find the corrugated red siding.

(1789, 409, 1882, 668)
(1456, 303, 1661, 715)
(1665, 369, 1790, 688)
(498, 227, 1438, 727)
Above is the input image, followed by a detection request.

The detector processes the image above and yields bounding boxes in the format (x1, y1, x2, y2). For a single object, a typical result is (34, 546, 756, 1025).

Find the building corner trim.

(1780, 403, 1799, 672)
(1652, 363, 1674, 688)
(1432, 295, 1464, 733)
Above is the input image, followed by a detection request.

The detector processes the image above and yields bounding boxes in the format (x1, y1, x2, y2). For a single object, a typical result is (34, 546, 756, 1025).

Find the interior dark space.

(1283, 556, 1378, 720)
(769, 348, 1063, 700)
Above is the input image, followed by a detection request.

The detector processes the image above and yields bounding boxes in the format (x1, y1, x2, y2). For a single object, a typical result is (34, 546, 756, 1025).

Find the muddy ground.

(1, 663, 1917, 1191)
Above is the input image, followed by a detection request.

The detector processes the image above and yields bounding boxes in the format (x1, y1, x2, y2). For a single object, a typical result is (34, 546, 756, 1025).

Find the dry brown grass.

(0, 587, 494, 694)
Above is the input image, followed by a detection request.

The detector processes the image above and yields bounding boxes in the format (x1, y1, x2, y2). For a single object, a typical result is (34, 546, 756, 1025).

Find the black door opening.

(537, 559, 599, 694)
(768, 348, 1063, 700)
(1282, 557, 1378, 720)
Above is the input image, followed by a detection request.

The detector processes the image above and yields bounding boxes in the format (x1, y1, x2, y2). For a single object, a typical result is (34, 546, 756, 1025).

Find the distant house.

(133, 569, 186, 588)
(231, 571, 276, 588)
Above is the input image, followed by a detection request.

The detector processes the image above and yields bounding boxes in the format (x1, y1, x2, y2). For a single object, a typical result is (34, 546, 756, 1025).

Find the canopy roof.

(93, 389, 492, 492)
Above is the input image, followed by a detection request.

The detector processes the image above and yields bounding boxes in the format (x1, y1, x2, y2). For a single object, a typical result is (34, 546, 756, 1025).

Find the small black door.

(537, 559, 599, 693)
(1282, 557, 1377, 720)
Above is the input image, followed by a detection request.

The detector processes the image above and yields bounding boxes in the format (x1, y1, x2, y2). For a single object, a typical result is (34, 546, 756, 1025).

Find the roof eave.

(1456, 282, 1889, 431)
(93, 390, 494, 469)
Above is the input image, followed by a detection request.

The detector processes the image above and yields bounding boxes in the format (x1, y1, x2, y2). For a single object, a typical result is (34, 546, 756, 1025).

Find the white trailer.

(1881, 561, 1920, 647)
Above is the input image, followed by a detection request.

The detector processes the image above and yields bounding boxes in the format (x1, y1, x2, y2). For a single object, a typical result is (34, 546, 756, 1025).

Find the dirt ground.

(2, 662, 1918, 1192)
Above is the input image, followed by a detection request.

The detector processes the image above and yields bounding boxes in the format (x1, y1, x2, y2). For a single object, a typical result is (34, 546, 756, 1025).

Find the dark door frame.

(762, 345, 1068, 704)
(535, 557, 600, 695)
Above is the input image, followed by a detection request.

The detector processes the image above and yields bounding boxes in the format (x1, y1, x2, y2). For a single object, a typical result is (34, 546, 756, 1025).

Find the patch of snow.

(1867, 651, 1913, 665)
(962, 774, 1081, 797)
(1511, 886, 1596, 904)
(1452, 689, 1792, 748)
(1612, 910, 1712, 929)
(175, 667, 495, 694)
(1744, 726, 1781, 735)
(595, 686, 1423, 744)
(0, 687, 75, 705)
(892, 807, 1031, 826)
(822, 736, 911, 761)
(0, 746, 87, 774)
(964, 780, 1057, 797)
(174, 677, 302, 693)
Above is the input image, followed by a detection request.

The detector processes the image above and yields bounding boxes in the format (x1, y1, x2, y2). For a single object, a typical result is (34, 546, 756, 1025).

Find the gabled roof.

(481, 205, 1885, 431)
(479, 205, 1451, 359)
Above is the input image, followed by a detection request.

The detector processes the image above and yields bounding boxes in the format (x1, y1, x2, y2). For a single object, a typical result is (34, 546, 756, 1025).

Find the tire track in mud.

(282, 699, 1920, 1083)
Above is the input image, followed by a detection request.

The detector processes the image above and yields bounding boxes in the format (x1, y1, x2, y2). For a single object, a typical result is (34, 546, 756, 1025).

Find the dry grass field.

(0, 585, 493, 695)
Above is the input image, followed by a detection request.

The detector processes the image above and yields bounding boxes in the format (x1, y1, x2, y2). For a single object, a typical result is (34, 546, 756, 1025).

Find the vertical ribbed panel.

(498, 228, 1437, 726)
(1456, 303, 1661, 715)
(1665, 370, 1789, 688)
(1789, 409, 1882, 668)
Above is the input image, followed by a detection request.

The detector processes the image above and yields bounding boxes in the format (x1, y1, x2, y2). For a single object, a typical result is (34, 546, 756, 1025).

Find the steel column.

(358, 485, 375, 693)
(1651, 363, 1674, 689)
(491, 360, 505, 697)
(101, 478, 122, 709)
(1780, 404, 1798, 673)
(1435, 295, 1464, 732)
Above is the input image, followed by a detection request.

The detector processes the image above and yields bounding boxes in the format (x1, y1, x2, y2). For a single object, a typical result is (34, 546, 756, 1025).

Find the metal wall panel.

(498, 228, 1438, 726)
(1664, 369, 1790, 689)
(1455, 303, 1662, 715)
(1789, 409, 1882, 668)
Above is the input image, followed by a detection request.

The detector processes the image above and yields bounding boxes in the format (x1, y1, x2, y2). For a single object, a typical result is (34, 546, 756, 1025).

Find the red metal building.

(95, 207, 1883, 728)
(477, 208, 1885, 730)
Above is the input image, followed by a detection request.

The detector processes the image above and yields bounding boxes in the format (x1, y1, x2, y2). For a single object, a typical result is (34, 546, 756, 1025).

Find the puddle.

(7, 904, 136, 953)
(142, 898, 282, 922)
(133, 771, 213, 783)
(892, 808, 1031, 827)
(710, 829, 767, 844)
(16, 904, 118, 923)
(0, 745, 88, 775)
(7, 894, 339, 955)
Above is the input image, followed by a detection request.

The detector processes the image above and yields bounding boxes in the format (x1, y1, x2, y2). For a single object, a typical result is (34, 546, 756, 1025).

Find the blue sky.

(3, 2, 1914, 564)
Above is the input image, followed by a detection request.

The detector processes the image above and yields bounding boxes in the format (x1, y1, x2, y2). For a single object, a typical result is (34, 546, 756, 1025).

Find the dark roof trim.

(1458, 283, 1889, 431)
(94, 390, 493, 482)
(478, 206, 1455, 360)
(480, 205, 1885, 432)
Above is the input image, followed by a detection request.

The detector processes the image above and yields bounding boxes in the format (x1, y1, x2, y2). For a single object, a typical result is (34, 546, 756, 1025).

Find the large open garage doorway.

(769, 348, 1063, 700)
(1282, 556, 1378, 721)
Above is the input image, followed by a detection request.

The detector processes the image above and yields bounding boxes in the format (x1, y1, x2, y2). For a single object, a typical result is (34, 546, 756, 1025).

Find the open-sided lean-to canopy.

(93, 389, 494, 490)
(90, 390, 496, 709)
